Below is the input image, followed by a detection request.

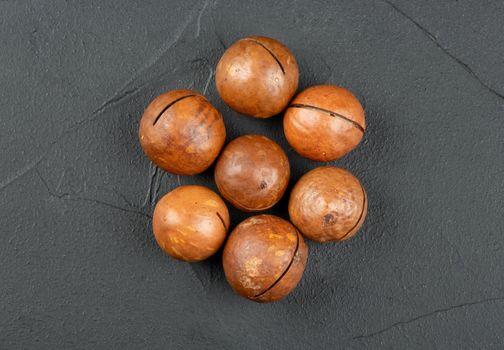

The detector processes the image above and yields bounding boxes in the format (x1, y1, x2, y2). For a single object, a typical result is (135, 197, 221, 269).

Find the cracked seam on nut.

(252, 230, 300, 298)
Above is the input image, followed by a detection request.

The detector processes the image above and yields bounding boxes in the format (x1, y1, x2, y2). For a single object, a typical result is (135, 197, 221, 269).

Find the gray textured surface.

(1, 0, 503, 348)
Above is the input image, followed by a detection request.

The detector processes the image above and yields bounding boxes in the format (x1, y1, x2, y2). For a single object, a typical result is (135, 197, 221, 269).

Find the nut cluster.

(138, 35, 369, 303)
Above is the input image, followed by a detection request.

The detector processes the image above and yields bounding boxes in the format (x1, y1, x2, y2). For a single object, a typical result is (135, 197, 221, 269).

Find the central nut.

(214, 134, 290, 212)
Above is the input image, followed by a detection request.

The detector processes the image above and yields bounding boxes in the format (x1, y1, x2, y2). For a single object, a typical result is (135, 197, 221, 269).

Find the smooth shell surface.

(139, 89, 226, 175)
(216, 36, 299, 118)
(153, 185, 230, 262)
(214, 135, 290, 211)
(284, 85, 365, 161)
(223, 215, 308, 302)
(289, 166, 367, 242)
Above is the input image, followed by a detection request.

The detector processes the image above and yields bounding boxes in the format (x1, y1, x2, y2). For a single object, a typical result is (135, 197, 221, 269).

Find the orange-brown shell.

(153, 185, 230, 262)
(139, 89, 226, 175)
(222, 215, 308, 302)
(283, 85, 365, 161)
(288, 166, 367, 242)
(216, 36, 299, 118)
(214, 135, 290, 212)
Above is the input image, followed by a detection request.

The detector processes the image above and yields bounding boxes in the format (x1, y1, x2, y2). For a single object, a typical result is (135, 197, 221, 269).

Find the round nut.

(153, 185, 230, 262)
(289, 166, 367, 242)
(139, 89, 226, 175)
(283, 85, 365, 161)
(214, 135, 290, 212)
(216, 36, 299, 118)
(223, 215, 308, 302)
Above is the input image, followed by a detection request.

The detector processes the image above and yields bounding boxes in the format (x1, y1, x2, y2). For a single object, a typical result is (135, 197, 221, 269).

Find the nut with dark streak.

(223, 215, 308, 302)
(283, 85, 365, 161)
(216, 36, 299, 118)
(289, 166, 367, 242)
(153, 185, 230, 262)
(139, 89, 226, 175)
(214, 134, 290, 212)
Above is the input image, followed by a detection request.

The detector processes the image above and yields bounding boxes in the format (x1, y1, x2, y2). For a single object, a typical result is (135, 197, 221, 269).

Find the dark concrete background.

(1, 0, 503, 348)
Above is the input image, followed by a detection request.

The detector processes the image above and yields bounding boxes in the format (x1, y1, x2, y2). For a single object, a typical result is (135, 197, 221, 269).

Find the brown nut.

(216, 36, 299, 118)
(153, 185, 230, 262)
(283, 85, 365, 161)
(223, 215, 308, 302)
(214, 135, 290, 212)
(139, 89, 226, 175)
(289, 166, 367, 242)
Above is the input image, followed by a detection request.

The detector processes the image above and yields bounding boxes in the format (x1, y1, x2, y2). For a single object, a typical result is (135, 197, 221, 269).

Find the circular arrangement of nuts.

(138, 35, 368, 303)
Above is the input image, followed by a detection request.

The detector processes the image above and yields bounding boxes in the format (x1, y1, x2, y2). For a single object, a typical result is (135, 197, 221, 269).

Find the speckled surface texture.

(1, 0, 503, 348)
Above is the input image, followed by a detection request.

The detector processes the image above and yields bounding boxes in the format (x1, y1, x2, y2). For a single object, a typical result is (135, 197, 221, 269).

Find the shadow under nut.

(215, 36, 299, 118)
(139, 89, 226, 175)
(283, 85, 365, 162)
(288, 166, 367, 243)
(222, 215, 308, 302)
(214, 134, 290, 212)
